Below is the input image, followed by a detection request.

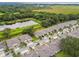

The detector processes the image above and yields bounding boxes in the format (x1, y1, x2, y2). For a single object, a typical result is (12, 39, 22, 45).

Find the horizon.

(0, 2, 79, 4)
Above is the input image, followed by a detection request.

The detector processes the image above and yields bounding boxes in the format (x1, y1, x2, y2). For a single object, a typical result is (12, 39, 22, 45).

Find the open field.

(33, 5, 79, 14)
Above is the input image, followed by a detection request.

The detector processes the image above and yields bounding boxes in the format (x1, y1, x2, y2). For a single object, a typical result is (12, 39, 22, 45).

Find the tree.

(41, 20, 49, 27)
(22, 27, 34, 36)
(18, 38, 27, 48)
(26, 27, 34, 36)
(3, 28, 11, 39)
(54, 29, 57, 33)
(3, 41, 9, 52)
(77, 19, 79, 25)
(59, 28, 63, 32)
(60, 37, 79, 57)
(16, 52, 21, 57)
(10, 49, 17, 57)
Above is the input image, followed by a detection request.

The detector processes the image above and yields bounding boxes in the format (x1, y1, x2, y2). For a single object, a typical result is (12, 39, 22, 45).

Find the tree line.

(0, 5, 79, 28)
(34, 12, 79, 27)
(0, 11, 79, 25)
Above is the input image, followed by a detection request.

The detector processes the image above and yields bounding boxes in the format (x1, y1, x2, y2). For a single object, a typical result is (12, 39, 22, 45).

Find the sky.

(0, 0, 79, 2)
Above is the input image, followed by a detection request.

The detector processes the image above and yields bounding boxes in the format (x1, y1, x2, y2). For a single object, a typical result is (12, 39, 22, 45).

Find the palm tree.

(69, 24, 73, 28)
(49, 32, 52, 35)
(3, 41, 9, 53)
(44, 34, 47, 36)
(10, 48, 17, 57)
(77, 19, 79, 25)
(53, 29, 57, 33)
(59, 28, 63, 32)
(39, 36, 42, 40)
(74, 23, 79, 29)
(18, 38, 27, 48)
(16, 52, 21, 57)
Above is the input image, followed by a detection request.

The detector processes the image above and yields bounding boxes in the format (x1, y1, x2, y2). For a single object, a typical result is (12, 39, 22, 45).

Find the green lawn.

(0, 24, 42, 42)
(32, 36, 39, 42)
(55, 51, 70, 57)
(0, 32, 4, 39)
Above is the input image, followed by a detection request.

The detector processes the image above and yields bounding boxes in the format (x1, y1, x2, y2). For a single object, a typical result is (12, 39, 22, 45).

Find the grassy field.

(33, 5, 79, 14)
(55, 51, 70, 57)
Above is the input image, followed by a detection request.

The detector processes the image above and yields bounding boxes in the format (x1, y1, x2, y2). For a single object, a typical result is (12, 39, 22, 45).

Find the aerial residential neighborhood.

(0, 2, 79, 57)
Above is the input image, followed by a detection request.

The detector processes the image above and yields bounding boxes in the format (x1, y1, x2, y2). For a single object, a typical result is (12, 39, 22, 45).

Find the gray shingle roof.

(34, 20, 77, 37)
(6, 34, 32, 48)
(68, 29, 79, 38)
(35, 45, 52, 57)
(19, 34, 32, 42)
(6, 37, 20, 48)
(0, 42, 5, 49)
